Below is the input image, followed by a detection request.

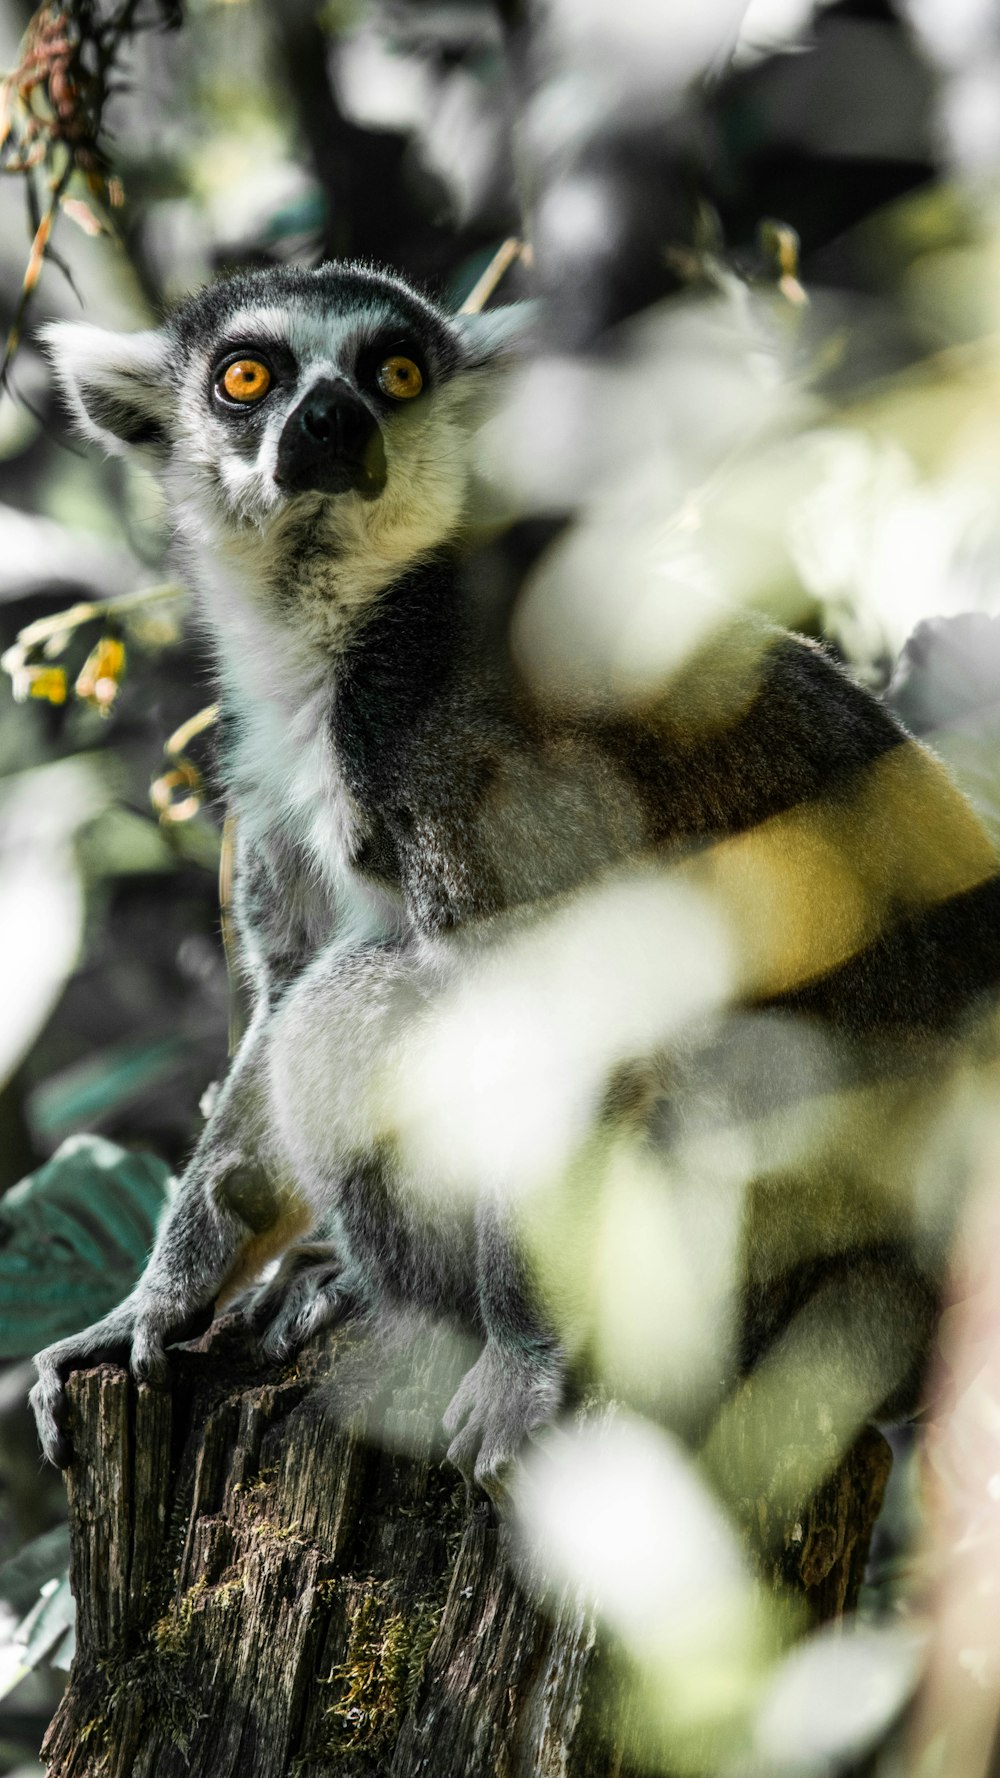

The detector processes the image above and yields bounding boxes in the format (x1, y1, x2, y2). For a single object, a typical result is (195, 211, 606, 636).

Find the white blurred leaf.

(387, 870, 733, 1198)
(0, 849, 83, 1088)
(543, 0, 752, 92)
(751, 1621, 925, 1772)
(0, 503, 140, 600)
(514, 1410, 747, 1641)
(0, 760, 112, 1088)
(0, 1571, 75, 1702)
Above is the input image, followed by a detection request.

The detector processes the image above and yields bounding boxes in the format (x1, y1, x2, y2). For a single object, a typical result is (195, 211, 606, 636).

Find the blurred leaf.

(929, 720, 1000, 850)
(0, 759, 117, 1071)
(0, 808, 86, 1090)
(76, 806, 178, 878)
(749, 1621, 925, 1773)
(0, 504, 141, 600)
(0, 841, 81, 1073)
(0, 1133, 170, 1357)
(0, 1574, 75, 1702)
(28, 1036, 190, 1144)
(0, 1529, 70, 1620)
(886, 613, 1000, 844)
(887, 614, 1000, 735)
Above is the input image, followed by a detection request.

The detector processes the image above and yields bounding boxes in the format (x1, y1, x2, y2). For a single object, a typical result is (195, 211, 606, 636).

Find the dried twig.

(459, 237, 528, 315)
(0, 0, 182, 385)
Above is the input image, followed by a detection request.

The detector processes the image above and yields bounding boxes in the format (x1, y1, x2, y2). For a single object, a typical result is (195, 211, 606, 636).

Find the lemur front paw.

(30, 1293, 216, 1468)
(443, 1340, 564, 1507)
(243, 1242, 359, 1361)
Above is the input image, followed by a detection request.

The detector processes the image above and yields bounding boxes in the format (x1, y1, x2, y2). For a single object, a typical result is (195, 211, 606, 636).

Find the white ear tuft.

(38, 321, 174, 458)
(454, 301, 540, 367)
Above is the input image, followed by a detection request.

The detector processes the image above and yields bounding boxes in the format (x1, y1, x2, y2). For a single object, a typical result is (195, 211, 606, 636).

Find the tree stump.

(40, 1319, 892, 1778)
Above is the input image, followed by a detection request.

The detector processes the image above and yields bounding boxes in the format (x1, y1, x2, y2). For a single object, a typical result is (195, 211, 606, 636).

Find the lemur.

(29, 260, 1000, 1499)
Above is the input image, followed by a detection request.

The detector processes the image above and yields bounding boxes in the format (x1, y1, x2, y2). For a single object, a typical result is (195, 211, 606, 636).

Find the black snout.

(275, 378, 387, 498)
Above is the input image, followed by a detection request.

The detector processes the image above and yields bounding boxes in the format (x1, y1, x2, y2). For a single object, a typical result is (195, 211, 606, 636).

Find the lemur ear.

(38, 321, 174, 457)
(453, 301, 539, 367)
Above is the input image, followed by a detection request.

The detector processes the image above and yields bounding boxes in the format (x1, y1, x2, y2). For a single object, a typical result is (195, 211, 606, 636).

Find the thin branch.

(458, 238, 526, 314)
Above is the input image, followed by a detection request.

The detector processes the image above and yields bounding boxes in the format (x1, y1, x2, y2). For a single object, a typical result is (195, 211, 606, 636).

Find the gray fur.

(30, 262, 1000, 1505)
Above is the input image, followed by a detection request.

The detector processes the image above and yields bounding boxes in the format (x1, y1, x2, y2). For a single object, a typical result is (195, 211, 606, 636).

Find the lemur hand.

(30, 1291, 215, 1468)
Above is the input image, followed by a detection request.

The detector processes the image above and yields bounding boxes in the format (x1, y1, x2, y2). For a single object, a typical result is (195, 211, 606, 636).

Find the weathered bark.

(42, 1319, 891, 1778)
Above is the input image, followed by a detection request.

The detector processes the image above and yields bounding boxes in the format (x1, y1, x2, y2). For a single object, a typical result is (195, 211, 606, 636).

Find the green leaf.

(76, 806, 178, 878)
(0, 1134, 171, 1358)
(28, 1035, 189, 1144)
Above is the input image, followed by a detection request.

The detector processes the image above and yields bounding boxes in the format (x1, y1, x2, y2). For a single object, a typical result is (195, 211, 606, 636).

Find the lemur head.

(41, 262, 531, 634)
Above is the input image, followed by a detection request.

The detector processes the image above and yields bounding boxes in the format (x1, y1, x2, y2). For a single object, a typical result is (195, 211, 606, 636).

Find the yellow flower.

(75, 636, 125, 714)
(19, 664, 68, 705)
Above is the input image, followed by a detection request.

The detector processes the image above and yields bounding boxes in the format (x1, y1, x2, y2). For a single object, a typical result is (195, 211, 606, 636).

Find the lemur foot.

(30, 1293, 216, 1468)
(443, 1340, 564, 1508)
(244, 1242, 358, 1362)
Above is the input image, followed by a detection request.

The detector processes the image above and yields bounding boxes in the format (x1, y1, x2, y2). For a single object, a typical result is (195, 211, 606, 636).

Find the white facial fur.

(41, 285, 530, 655)
(168, 302, 476, 625)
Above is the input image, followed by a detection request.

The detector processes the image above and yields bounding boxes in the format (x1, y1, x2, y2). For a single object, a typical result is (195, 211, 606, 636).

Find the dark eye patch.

(208, 339, 298, 414)
(356, 331, 431, 404)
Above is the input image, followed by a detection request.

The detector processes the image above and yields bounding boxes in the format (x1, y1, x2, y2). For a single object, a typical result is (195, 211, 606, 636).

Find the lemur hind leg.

(442, 1193, 565, 1507)
(30, 1013, 308, 1468)
(263, 938, 480, 1331)
(243, 1229, 357, 1361)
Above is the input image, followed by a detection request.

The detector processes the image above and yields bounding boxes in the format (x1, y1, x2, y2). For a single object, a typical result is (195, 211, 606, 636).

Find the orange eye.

(220, 359, 271, 403)
(377, 356, 423, 400)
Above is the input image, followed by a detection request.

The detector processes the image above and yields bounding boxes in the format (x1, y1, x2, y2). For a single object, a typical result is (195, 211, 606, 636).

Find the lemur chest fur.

(222, 652, 410, 982)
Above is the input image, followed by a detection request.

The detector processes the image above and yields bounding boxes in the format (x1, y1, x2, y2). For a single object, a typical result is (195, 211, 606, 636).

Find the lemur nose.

(301, 384, 362, 448)
(275, 377, 387, 499)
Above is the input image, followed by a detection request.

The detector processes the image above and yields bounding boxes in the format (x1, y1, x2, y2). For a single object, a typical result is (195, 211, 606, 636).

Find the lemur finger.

(445, 1421, 481, 1489)
(132, 1296, 219, 1382)
(31, 1319, 137, 1465)
(441, 1371, 478, 1439)
(473, 1440, 517, 1514)
(28, 1369, 73, 1469)
(130, 1321, 168, 1385)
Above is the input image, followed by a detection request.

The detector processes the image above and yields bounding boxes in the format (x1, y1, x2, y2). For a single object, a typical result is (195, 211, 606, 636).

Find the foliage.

(0, 1133, 170, 1357)
(1, 0, 1000, 1775)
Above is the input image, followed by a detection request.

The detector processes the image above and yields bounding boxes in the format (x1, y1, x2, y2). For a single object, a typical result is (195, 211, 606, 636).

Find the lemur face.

(41, 263, 530, 609)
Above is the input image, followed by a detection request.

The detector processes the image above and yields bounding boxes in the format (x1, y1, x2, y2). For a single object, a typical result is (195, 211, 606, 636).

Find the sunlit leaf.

(750, 1621, 925, 1771)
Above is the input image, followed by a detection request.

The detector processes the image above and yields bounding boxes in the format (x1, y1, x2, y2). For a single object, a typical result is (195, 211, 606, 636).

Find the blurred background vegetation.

(2, 0, 1000, 1773)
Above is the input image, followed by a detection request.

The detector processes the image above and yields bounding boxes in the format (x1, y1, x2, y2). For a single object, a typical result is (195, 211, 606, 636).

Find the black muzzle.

(274, 377, 387, 499)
